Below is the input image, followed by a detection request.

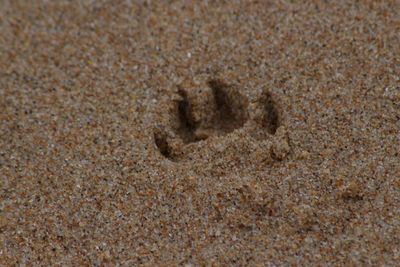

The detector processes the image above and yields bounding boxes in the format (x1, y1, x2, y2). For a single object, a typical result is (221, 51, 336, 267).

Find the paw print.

(153, 78, 288, 163)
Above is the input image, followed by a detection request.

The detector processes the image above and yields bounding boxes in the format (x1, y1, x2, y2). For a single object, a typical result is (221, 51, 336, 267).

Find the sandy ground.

(1, 1, 399, 265)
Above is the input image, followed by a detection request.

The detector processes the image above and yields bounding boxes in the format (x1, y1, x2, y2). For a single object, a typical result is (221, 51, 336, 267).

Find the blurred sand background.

(1, 1, 399, 265)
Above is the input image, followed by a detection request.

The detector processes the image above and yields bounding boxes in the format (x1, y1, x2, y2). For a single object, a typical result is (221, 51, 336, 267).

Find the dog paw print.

(153, 78, 288, 163)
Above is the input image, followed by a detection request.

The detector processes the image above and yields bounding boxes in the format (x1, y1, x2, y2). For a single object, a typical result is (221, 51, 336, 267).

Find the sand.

(1, 1, 399, 266)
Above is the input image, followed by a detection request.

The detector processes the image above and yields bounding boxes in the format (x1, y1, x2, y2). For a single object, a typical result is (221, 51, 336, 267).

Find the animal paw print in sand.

(154, 78, 289, 163)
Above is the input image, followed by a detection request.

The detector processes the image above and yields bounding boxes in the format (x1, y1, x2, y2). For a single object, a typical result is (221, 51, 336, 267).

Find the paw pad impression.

(154, 78, 286, 162)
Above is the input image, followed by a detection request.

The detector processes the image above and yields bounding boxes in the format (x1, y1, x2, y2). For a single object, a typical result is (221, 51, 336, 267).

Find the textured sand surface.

(1, 1, 399, 265)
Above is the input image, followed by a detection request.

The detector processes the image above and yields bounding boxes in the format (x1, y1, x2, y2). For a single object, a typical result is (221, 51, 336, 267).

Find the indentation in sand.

(260, 91, 280, 135)
(176, 79, 248, 143)
(154, 78, 285, 161)
(154, 130, 172, 159)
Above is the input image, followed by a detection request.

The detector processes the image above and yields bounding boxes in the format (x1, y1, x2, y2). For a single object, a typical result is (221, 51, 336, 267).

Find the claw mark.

(177, 88, 197, 143)
(261, 92, 280, 134)
(154, 132, 173, 158)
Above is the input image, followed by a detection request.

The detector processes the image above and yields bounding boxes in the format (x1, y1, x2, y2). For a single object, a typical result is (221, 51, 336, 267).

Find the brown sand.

(1, 1, 399, 265)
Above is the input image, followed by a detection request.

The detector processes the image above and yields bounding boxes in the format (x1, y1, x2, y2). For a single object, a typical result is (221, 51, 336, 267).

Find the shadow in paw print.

(260, 91, 280, 135)
(154, 78, 282, 161)
(154, 131, 173, 159)
(176, 79, 248, 143)
(176, 88, 196, 143)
